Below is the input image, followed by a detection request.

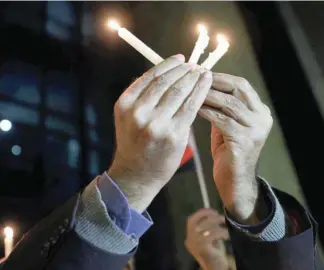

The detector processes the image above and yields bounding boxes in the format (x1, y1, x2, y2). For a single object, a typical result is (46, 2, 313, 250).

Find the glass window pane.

(0, 61, 41, 105)
(47, 1, 76, 26)
(45, 71, 78, 115)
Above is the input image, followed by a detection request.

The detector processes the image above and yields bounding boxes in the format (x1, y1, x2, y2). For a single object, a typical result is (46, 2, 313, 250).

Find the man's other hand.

(199, 74, 273, 224)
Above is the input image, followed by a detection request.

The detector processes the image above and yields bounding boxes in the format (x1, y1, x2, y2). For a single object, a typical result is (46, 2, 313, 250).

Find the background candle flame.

(197, 24, 207, 34)
(4, 227, 13, 239)
(108, 19, 121, 31)
(216, 33, 229, 46)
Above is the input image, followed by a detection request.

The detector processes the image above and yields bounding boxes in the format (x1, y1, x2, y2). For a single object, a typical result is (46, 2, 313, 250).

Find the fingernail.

(203, 71, 212, 78)
(188, 63, 197, 70)
(173, 54, 185, 61)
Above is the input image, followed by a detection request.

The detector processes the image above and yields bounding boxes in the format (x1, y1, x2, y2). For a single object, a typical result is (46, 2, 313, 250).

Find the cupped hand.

(199, 74, 273, 223)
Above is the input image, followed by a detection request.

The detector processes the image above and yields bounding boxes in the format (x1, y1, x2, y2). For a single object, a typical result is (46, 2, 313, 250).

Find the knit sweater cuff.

(226, 178, 286, 242)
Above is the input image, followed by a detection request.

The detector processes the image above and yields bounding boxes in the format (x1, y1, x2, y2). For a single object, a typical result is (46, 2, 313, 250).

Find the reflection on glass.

(46, 1, 75, 41)
(0, 101, 39, 126)
(89, 150, 99, 176)
(45, 116, 76, 136)
(68, 139, 80, 168)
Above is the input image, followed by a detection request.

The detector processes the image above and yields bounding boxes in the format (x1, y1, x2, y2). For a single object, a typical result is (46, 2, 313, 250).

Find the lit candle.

(201, 34, 230, 70)
(188, 24, 210, 64)
(108, 19, 164, 65)
(4, 227, 14, 258)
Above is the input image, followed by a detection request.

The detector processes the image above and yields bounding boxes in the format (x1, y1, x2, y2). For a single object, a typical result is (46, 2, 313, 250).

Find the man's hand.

(108, 55, 212, 212)
(185, 209, 229, 270)
(199, 73, 273, 224)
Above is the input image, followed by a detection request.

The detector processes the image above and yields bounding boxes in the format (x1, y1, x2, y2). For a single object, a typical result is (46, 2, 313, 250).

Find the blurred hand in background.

(185, 208, 230, 270)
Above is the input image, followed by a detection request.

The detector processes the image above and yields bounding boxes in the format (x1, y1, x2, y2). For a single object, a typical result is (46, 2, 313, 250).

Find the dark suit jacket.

(0, 189, 318, 270)
(229, 189, 317, 270)
(0, 193, 135, 270)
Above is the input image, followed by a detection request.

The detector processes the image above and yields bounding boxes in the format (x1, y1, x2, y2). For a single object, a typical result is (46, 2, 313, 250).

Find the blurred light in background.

(11, 145, 22, 156)
(0, 119, 12, 132)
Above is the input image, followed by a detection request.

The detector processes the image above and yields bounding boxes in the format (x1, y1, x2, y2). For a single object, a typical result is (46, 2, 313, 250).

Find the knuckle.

(166, 132, 179, 146)
(133, 108, 146, 129)
(142, 70, 155, 84)
(114, 100, 121, 113)
(170, 85, 184, 97)
(266, 115, 274, 129)
(115, 98, 128, 113)
(146, 123, 158, 139)
(155, 75, 167, 88)
(263, 104, 271, 114)
(183, 98, 196, 113)
(225, 117, 236, 128)
(130, 76, 139, 84)
(237, 77, 251, 91)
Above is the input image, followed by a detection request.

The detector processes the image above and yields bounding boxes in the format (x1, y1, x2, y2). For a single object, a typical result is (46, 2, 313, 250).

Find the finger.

(154, 69, 201, 120)
(136, 63, 196, 111)
(196, 214, 226, 229)
(204, 90, 254, 127)
(196, 227, 229, 245)
(187, 208, 221, 232)
(212, 73, 263, 111)
(117, 54, 185, 110)
(199, 106, 243, 136)
(209, 228, 230, 241)
(174, 71, 212, 126)
(195, 216, 227, 234)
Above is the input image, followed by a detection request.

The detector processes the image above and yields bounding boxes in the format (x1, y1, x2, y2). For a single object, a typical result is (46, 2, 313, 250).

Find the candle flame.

(197, 24, 208, 34)
(108, 19, 121, 31)
(216, 34, 229, 47)
(4, 227, 13, 239)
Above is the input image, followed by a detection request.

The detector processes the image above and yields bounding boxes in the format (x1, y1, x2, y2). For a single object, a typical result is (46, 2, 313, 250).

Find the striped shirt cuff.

(75, 177, 138, 254)
(226, 178, 286, 241)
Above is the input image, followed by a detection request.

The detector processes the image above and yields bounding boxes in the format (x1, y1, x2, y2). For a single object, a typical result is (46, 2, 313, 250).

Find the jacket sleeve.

(229, 188, 317, 270)
(1, 193, 136, 270)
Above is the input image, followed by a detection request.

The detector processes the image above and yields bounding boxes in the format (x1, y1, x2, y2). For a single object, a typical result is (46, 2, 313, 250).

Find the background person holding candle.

(185, 208, 235, 270)
(0, 55, 318, 270)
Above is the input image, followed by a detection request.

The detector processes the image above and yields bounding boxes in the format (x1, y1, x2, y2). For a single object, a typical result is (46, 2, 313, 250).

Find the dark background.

(0, 2, 323, 269)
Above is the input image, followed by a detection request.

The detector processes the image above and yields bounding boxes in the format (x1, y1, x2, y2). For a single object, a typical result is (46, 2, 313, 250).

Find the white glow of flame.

(108, 19, 121, 31)
(216, 34, 229, 47)
(197, 24, 208, 35)
(4, 227, 13, 239)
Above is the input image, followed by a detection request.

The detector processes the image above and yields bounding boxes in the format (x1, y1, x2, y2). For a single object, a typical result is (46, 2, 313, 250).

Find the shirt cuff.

(75, 173, 152, 255)
(98, 172, 153, 238)
(226, 178, 286, 242)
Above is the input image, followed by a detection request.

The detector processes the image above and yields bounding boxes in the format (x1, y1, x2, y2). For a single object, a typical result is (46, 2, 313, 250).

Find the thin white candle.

(108, 20, 164, 65)
(201, 34, 230, 70)
(188, 24, 210, 64)
(4, 227, 13, 258)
